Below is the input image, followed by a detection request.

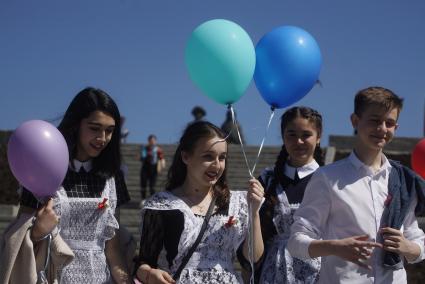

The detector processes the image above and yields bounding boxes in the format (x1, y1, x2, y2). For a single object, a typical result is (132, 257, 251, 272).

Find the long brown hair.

(166, 121, 230, 210)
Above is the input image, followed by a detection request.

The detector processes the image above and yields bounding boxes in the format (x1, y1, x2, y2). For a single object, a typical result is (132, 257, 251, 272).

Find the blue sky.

(1, 0, 424, 146)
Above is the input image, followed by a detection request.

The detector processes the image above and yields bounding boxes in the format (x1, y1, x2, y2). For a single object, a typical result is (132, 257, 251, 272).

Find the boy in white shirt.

(287, 86, 425, 283)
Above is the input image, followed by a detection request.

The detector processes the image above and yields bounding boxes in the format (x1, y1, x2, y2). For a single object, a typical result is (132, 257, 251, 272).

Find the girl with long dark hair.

(16, 87, 131, 283)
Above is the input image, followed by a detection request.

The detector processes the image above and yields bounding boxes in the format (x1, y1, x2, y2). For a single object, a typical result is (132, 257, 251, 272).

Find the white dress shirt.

(287, 152, 425, 284)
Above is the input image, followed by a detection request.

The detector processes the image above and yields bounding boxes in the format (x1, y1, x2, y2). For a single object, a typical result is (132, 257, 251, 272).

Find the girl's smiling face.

(182, 136, 227, 190)
(76, 110, 115, 161)
(283, 117, 320, 167)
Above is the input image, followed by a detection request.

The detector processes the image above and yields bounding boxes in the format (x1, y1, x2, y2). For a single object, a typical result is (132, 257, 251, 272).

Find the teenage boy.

(288, 87, 425, 283)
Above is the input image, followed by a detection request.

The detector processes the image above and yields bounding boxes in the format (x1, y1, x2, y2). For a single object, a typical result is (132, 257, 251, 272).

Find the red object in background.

(411, 138, 425, 179)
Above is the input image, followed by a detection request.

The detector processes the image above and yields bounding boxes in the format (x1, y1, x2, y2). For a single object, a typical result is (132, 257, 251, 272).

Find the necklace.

(187, 195, 211, 213)
(178, 186, 213, 214)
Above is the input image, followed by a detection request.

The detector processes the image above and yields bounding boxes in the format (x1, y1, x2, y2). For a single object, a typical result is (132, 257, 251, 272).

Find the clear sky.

(1, 0, 424, 146)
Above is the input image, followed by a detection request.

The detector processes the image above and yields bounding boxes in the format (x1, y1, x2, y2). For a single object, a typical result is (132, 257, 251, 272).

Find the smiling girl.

(253, 106, 323, 283)
(17, 87, 131, 283)
(135, 121, 264, 284)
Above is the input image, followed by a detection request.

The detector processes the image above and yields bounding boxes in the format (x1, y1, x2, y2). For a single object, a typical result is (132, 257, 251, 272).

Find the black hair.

(148, 134, 157, 141)
(275, 106, 324, 177)
(58, 87, 122, 178)
(166, 121, 230, 210)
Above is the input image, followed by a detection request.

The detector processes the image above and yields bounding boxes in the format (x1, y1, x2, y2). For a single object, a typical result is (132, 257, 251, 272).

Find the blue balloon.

(254, 26, 322, 109)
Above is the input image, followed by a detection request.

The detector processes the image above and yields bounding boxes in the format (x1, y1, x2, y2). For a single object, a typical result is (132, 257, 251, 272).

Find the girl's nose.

(97, 131, 106, 142)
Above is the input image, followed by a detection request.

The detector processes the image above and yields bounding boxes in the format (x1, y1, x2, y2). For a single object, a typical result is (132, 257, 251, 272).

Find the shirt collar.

(72, 159, 93, 172)
(348, 151, 391, 176)
(284, 159, 320, 180)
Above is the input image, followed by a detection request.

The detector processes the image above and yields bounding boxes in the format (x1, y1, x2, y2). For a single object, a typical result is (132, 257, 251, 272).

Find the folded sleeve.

(402, 193, 425, 263)
(287, 169, 331, 260)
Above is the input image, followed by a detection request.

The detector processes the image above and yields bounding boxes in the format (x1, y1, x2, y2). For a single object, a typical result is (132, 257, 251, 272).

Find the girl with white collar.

(19, 87, 131, 283)
(250, 106, 323, 284)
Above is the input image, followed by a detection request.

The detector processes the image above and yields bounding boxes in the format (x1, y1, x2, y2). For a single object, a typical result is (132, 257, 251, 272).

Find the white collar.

(284, 159, 319, 180)
(72, 159, 93, 172)
(348, 151, 391, 176)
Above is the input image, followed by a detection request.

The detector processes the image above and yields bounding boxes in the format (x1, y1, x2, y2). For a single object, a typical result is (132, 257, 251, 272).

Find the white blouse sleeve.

(287, 169, 331, 260)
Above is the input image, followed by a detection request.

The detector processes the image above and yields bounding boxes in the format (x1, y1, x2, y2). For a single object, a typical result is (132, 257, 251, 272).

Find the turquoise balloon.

(185, 19, 256, 105)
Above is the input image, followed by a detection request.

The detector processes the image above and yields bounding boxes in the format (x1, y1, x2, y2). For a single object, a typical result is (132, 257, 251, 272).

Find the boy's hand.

(380, 227, 421, 262)
(332, 235, 382, 270)
(31, 198, 59, 241)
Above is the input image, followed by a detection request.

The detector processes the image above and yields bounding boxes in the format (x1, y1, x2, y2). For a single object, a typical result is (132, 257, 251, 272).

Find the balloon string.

(248, 201, 255, 284)
(229, 105, 253, 178)
(228, 105, 255, 284)
(251, 108, 275, 174)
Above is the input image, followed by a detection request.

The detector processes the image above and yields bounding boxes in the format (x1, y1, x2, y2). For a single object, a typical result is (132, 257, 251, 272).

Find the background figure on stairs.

(221, 109, 245, 144)
(139, 134, 165, 200)
(191, 105, 206, 122)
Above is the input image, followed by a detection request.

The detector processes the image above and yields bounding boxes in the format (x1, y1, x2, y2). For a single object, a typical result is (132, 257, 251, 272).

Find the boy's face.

(351, 105, 399, 151)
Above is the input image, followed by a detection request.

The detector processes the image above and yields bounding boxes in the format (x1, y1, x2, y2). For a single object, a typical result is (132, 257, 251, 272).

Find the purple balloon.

(7, 120, 69, 197)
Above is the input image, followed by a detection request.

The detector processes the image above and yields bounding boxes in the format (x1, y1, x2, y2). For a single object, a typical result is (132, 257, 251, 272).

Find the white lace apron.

(141, 190, 249, 284)
(260, 187, 320, 284)
(53, 177, 119, 284)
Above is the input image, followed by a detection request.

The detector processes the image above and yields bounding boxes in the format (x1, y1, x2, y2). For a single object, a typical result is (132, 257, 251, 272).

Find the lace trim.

(141, 190, 249, 276)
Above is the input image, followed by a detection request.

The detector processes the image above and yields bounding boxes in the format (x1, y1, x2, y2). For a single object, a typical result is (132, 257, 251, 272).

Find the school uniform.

(256, 160, 321, 283)
(20, 160, 130, 284)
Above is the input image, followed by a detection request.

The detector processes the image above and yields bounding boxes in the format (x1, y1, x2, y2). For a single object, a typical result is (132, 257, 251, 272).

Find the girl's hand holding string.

(31, 198, 59, 241)
(248, 178, 265, 214)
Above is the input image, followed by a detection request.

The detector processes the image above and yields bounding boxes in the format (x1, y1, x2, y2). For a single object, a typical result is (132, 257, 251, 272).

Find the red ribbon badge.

(225, 215, 238, 228)
(98, 198, 109, 210)
(384, 194, 393, 207)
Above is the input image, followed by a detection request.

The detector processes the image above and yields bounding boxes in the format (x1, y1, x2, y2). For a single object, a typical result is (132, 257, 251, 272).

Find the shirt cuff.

(408, 240, 425, 264)
(288, 232, 314, 260)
